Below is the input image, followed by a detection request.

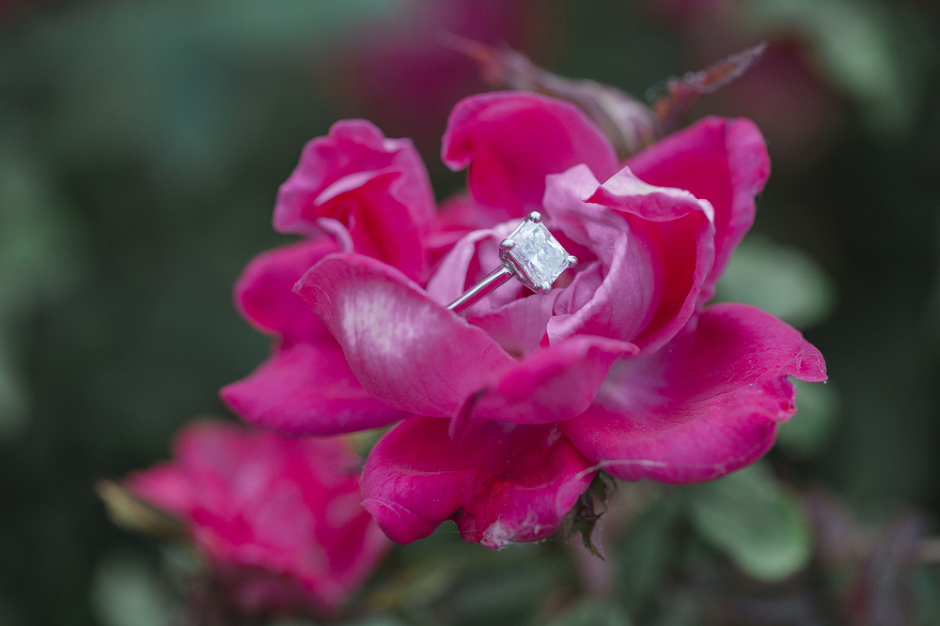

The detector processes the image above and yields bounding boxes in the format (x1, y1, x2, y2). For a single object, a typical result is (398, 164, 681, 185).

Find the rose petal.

(137, 422, 389, 612)
(125, 463, 192, 517)
(442, 92, 619, 217)
(128, 421, 389, 614)
(545, 164, 715, 354)
(424, 223, 510, 308)
(295, 253, 517, 417)
(220, 342, 406, 436)
(460, 335, 637, 426)
(274, 119, 435, 281)
(562, 303, 827, 484)
(627, 116, 770, 303)
(361, 416, 596, 549)
(426, 193, 513, 268)
(234, 239, 341, 347)
(466, 290, 561, 357)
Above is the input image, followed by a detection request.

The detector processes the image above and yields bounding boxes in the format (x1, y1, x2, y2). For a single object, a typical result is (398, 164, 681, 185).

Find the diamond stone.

(500, 213, 575, 293)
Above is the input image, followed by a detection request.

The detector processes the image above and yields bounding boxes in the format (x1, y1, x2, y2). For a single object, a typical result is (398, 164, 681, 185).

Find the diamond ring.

(447, 212, 578, 314)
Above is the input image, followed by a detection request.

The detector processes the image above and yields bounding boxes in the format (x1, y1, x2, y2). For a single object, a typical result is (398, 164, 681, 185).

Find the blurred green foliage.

(686, 463, 813, 582)
(746, 0, 933, 135)
(1, 0, 939, 624)
(715, 235, 837, 329)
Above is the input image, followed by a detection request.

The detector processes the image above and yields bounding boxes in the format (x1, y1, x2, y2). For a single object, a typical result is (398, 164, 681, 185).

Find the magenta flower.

(223, 91, 825, 550)
(125, 421, 390, 615)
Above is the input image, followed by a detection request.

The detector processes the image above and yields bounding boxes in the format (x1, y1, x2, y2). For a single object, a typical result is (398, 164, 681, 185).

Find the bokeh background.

(1, 0, 939, 624)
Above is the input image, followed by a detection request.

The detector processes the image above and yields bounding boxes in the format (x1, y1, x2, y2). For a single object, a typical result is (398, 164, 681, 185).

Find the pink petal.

(125, 463, 192, 517)
(545, 164, 715, 355)
(442, 92, 619, 217)
(425, 193, 512, 268)
(295, 253, 517, 417)
(127, 421, 390, 614)
(459, 335, 637, 427)
(234, 239, 341, 347)
(561, 303, 827, 484)
(466, 290, 561, 357)
(424, 223, 508, 309)
(627, 116, 770, 303)
(220, 342, 406, 436)
(274, 120, 435, 282)
(361, 416, 596, 549)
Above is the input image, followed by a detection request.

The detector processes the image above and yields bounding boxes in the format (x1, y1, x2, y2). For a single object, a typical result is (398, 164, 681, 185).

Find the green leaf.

(24, 0, 398, 176)
(0, 149, 87, 441)
(715, 236, 836, 329)
(449, 565, 562, 626)
(552, 599, 632, 626)
(565, 471, 616, 558)
(777, 380, 841, 459)
(0, 346, 28, 442)
(91, 552, 176, 626)
(685, 463, 812, 581)
(338, 617, 409, 626)
(913, 566, 940, 626)
(0, 151, 86, 318)
(615, 498, 680, 614)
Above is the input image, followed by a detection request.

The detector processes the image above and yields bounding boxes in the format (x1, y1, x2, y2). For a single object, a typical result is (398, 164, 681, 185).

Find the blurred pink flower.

(224, 91, 825, 549)
(126, 421, 389, 615)
(321, 0, 558, 157)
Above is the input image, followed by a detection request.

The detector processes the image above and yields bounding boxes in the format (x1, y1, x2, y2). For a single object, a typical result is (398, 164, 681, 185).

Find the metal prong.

(500, 239, 515, 251)
(527, 211, 541, 223)
(567, 255, 578, 268)
(536, 283, 552, 294)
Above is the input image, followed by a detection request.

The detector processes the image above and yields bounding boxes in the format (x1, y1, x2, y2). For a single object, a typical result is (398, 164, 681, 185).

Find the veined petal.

(562, 303, 827, 484)
(361, 416, 596, 549)
(234, 238, 341, 347)
(426, 193, 514, 268)
(465, 290, 561, 357)
(274, 119, 435, 281)
(220, 342, 406, 436)
(295, 254, 516, 417)
(458, 335, 637, 427)
(545, 164, 715, 355)
(627, 116, 770, 303)
(127, 421, 390, 615)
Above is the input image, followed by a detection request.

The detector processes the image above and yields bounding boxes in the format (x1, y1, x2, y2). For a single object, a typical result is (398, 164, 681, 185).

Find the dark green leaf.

(551, 599, 632, 626)
(685, 463, 813, 581)
(615, 498, 680, 614)
(714, 236, 836, 329)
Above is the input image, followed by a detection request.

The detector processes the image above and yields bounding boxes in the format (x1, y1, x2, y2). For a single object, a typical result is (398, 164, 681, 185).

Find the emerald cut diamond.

(499, 212, 577, 294)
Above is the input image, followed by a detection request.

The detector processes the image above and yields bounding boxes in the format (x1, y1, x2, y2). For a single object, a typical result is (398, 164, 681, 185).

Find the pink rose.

(219, 121, 424, 435)
(225, 91, 826, 550)
(125, 421, 389, 615)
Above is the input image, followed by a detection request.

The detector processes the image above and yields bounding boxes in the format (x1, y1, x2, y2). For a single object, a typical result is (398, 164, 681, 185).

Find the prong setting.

(497, 213, 576, 295)
(449, 212, 578, 314)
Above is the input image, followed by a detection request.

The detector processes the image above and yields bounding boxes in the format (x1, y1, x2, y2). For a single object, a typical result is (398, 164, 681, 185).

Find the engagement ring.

(447, 212, 577, 314)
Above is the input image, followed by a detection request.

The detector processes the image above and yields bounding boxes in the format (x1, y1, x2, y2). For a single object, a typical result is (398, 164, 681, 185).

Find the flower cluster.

(221, 91, 826, 550)
(126, 421, 389, 615)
